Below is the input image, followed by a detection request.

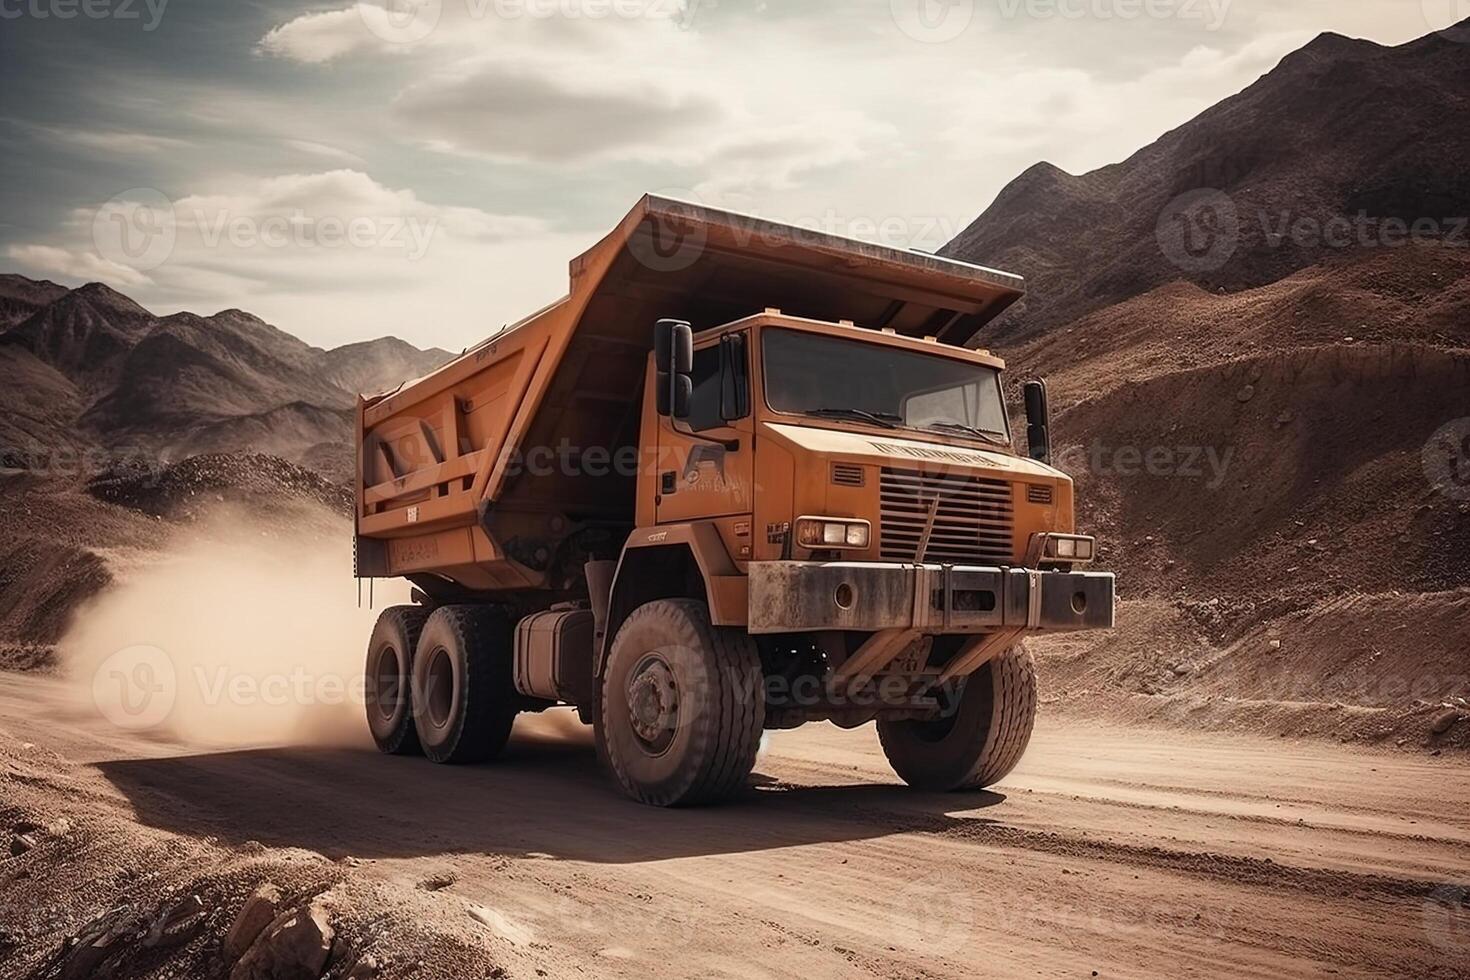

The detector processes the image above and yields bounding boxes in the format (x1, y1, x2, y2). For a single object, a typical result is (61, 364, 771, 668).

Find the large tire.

(365, 605, 430, 755)
(599, 599, 764, 807)
(411, 605, 518, 764)
(878, 644, 1037, 792)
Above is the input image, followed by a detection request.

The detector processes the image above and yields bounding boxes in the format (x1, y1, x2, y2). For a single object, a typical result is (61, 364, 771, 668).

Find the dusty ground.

(3, 673, 1468, 979)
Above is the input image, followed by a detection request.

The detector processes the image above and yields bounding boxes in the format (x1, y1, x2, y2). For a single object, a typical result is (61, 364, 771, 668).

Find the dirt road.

(3, 673, 1468, 979)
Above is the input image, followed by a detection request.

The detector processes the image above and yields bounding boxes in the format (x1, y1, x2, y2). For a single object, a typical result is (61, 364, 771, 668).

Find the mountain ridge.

(943, 22, 1470, 342)
(0, 278, 452, 483)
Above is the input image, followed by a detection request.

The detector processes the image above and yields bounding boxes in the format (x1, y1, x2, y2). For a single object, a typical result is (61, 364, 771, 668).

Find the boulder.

(224, 883, 285, 962)
(1430, 709, 1464, 736)
(230, 896, 334, 980)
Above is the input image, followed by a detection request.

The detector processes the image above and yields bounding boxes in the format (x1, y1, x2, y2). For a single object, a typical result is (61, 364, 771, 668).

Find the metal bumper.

(747, 561, 1115, 635)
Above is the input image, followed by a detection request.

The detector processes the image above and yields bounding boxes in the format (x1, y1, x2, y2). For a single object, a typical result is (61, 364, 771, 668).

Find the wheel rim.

(425, 646, 455, 729)
(625, 652, 679, 756)
(372, 645, 402, 722)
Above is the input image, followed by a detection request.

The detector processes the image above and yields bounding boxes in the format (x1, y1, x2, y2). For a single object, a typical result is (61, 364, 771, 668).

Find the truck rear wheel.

(411, 605, 518, 764)
(878, 644, 1037, 792)
(365, 605, 430, 755)
(599, 599, 764, 807)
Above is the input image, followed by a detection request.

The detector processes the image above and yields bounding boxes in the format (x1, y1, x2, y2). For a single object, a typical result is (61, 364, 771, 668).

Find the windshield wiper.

(803, 407, 902, 429)
(922, 420, 1009, 446)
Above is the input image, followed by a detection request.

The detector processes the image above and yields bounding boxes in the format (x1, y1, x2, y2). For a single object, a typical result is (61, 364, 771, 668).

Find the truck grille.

(879, 467, 1015, 565)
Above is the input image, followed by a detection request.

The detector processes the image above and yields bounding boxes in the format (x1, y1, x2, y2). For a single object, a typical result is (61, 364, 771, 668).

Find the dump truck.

(354, 195, 1114, 806)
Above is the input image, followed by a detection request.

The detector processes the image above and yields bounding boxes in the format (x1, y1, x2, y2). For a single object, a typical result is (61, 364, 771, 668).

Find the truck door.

(655, 332, 755, 525)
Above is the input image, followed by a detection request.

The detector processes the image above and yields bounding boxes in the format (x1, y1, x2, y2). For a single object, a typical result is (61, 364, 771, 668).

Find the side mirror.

(1023, 379, 1050, 463)
(654, 319, 693, 419)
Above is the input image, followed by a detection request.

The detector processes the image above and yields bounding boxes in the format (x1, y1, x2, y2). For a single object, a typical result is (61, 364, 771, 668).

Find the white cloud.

(258, 0, 694, 64)
(258, 3, 899, 201)
(6, 244, 154, 289)
(938, 30, 1314, 172)
(7, 171, 563, 349)
(168, 169, 544, 242)
(390, 60, 725, 164)
(693, 112, 902, 201)
(257, 5, 387, 64)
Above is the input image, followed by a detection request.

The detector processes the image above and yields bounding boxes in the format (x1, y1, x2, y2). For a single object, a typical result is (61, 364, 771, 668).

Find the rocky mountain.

(943, 23, 1470, 737)
(943, 25, 1470, 342)
(0, 275, 451, 483)
(0, 274, 69, 329)
(315, 336, 454, 400)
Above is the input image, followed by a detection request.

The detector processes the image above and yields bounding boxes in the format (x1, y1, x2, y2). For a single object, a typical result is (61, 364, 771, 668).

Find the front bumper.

(747, 561, 1115, 635)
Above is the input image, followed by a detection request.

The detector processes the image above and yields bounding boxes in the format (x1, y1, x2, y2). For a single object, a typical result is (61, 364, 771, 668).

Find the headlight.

(794, 517, 871, 550)
(1044, 534, 1095, 563)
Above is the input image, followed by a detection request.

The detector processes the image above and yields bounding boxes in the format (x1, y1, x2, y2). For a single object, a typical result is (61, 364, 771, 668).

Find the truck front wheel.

(365, 605, 430, 755)
(877, 644, 1037, 791)
(411, 605, 519, 764)
(599, 599, 764, 806)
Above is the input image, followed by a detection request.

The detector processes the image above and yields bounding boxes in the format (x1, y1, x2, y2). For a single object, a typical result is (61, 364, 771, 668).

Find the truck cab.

(637, 309, 1110, 631)
(355, 196, 1115, 806)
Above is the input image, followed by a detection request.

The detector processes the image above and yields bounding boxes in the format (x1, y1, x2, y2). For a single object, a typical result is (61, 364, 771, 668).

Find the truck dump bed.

(354, 195, 1025, 591)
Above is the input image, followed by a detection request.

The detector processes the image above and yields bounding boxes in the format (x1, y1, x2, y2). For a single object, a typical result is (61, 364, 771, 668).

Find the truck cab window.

(763, 327, 1010, 441)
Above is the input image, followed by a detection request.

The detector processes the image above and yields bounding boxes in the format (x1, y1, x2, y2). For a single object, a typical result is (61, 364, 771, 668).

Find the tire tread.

(368, 604, 430, 756)
(416, 604, 517, 765)
(959, 646, 1037, 789)
(602, 599, 763, 806)
(877, 644, 1037, 791)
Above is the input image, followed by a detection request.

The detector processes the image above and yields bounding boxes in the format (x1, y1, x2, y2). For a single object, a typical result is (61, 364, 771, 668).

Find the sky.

(0, 0, 1457, 351)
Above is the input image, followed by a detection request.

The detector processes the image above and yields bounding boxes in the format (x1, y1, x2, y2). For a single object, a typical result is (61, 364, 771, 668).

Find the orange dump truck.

(354, 195, 1114, 806)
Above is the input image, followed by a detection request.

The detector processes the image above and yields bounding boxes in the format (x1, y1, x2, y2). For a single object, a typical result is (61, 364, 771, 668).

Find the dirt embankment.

(998, 245, 1470, 751)
(1060, 342, 1470, 603)
(0, 473, 154, 672)
(1021, 338, 1470, 750)
(87, 454, 353, 521)
(0, 736, 511, 980)
(1031, 593, 1470, 751)
(0, 538, 110, 665)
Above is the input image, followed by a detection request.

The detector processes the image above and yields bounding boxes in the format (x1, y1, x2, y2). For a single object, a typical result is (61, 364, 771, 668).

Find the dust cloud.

(63, 506, 410, 749)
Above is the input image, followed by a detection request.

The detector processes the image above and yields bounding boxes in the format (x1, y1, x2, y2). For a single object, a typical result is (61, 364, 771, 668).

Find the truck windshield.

(762, 328, 1010, 442)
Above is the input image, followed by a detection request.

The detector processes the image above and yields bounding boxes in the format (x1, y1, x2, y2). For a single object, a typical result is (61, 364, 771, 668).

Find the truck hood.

(762, 422, 1066, 482)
